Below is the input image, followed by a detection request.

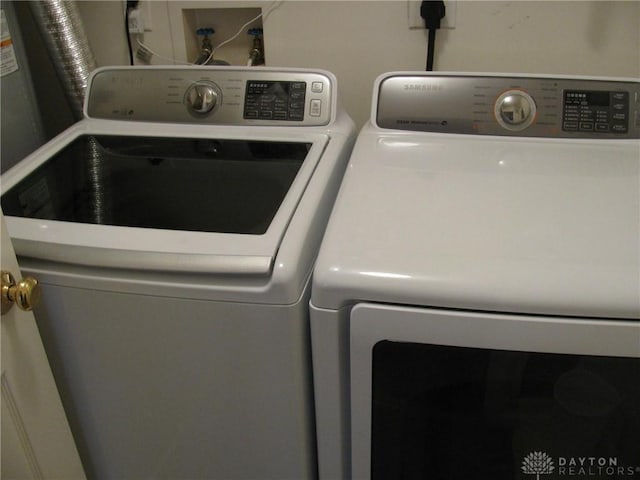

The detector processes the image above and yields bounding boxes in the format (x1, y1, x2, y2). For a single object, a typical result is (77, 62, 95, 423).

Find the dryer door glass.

(1, 135, 310, 234)
(371, 341, 640, 480)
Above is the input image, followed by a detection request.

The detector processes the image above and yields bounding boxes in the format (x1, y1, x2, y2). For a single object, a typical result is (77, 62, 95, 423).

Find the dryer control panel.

(376, 74, 640, 138)
(86, 67, 333, 126)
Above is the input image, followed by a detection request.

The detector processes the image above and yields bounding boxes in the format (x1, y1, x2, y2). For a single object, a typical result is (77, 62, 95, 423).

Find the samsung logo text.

(403, 84, 443, 92)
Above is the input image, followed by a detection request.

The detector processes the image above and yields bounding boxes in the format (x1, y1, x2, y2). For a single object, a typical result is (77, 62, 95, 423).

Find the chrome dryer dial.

(495, 90, 536, 131)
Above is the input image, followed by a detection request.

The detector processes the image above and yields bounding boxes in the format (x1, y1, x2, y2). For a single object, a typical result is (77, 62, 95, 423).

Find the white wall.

(77, 0, 640, 128)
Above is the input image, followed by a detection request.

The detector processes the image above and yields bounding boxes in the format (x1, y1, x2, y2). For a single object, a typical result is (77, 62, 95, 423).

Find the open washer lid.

(1, 122, 329, 276)
(313, 73, 640, 319)
(1, 66, 342, 276)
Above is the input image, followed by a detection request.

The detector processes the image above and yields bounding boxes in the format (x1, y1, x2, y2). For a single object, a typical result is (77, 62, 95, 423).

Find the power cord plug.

(124, 0, 141, 65)
(420, 0, 446, 71)
(420, 0, 445, 29)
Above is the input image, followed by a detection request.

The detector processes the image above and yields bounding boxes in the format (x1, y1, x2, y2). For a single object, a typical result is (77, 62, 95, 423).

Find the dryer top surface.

(312, 127, 640, 319)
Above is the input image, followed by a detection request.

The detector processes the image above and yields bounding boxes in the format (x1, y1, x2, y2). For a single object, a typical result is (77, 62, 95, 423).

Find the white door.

(1, 211, 85, 479)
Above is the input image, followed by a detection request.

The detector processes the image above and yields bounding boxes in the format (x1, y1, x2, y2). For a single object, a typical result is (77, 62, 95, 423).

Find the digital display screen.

(564, 90, 610, 107)
(244, 80, 306, 121)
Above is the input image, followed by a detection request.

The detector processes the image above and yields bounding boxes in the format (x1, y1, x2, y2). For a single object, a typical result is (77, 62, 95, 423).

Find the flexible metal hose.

(28, 1, 110, 224)
(28, 0, 96, 119)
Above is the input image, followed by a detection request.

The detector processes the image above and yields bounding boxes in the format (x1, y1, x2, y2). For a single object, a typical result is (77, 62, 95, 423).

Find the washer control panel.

(86, 67, 333, 126)
(376, 74, 640, 138)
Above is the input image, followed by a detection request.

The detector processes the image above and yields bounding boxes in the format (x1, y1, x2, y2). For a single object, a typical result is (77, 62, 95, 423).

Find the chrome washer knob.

(185, 82, 221, 115)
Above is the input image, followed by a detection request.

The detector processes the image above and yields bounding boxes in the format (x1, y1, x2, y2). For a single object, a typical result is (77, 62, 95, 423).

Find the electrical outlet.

(127, 8, 144, 34)
(140, 0, 152, 31)
(408, 0, 456, 29)
(128, 1, 153, 32)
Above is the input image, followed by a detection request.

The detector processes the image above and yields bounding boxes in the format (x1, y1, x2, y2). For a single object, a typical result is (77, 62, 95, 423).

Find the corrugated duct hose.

(28, 0, 111, 224)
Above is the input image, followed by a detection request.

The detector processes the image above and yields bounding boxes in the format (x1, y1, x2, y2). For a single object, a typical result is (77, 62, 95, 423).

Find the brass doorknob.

(1, 271, 41, 315)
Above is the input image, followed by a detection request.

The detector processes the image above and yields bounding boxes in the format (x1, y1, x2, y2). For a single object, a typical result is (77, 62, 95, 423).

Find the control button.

(613, 103, 626, 110)
(311, 81, 324, 93)
(310, 99, 322, 117)
(612, 92, 628, 101)
(290, 82, 306, 90)
(289, 111, 304, 121)
(289, 102, 303, 110)
(290, 91, 305, 100)
(274, 111, 287, 120)
(579, 122, 594, 131)
(612, 113, 627, 121)
(563, 121, 579, 130)
(595, 123, 609, 132)
(259, 111, 273, 119)
(245, 110, 258, 118)
(612, 123, 628, 133)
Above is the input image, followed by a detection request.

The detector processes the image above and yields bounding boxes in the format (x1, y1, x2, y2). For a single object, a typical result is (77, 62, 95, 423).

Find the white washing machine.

(1, 66, 355, 479)
(310, 73, 640, 479)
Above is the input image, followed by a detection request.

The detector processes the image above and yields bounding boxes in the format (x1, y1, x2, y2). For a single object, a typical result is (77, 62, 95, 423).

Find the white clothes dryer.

(310, 73, 640, 480)
(1, 66, 355, 479)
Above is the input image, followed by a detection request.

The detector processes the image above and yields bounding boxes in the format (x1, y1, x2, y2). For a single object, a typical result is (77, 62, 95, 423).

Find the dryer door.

(1, 131, 329, 275)
(350, 303, 640, 480)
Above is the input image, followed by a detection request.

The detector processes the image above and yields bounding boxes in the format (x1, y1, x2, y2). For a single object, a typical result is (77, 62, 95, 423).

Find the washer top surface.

(1, 67, 355, 303)
(312, 73, 640, 319)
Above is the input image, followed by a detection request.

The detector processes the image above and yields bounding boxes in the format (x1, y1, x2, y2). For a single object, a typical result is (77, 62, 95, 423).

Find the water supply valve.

(195, 28, 215, 65)
(247, 28, 264, 66)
